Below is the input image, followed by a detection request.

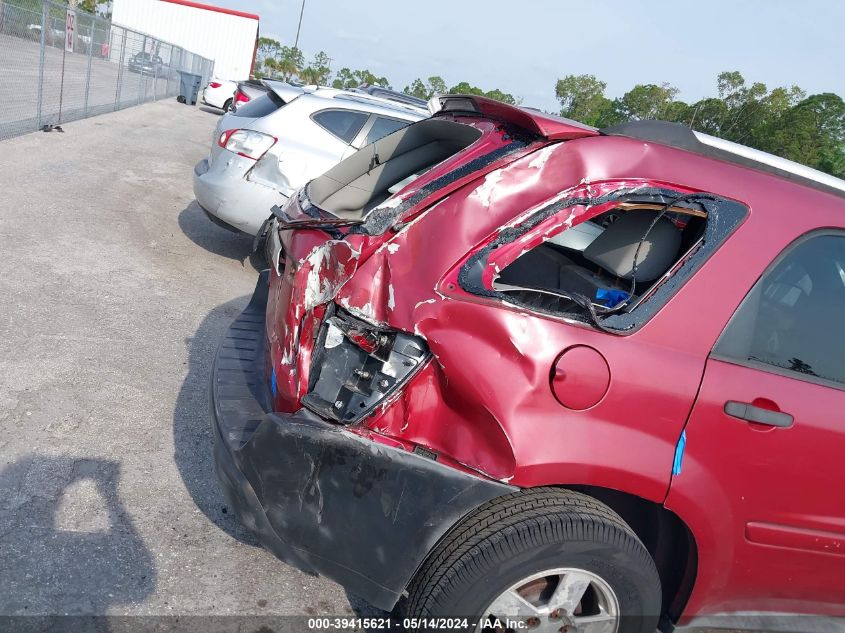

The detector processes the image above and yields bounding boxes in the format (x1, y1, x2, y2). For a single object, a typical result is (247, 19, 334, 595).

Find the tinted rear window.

(365, 117, 409, 145)
(232, 92, 285, 118)
(313, 109, 368, 143)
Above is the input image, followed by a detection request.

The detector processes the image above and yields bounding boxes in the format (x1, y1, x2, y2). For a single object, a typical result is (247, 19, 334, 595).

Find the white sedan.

(202, 79, 238, 111)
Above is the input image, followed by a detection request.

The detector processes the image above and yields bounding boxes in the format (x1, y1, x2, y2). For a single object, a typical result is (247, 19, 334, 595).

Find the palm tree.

(263, 57, 278, 78)
(299, 66, 320, 85)
(276, 46, 304, 82)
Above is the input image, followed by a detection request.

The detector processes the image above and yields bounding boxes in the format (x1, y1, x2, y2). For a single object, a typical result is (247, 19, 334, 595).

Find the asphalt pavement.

(0, 33, 174, 141)
(0, 100, 380, 631)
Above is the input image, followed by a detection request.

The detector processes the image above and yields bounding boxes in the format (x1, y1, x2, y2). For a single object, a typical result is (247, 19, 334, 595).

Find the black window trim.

(350, 114, 377, 149)
(310, 108, 369, 145)
(710, 228, 845, 392)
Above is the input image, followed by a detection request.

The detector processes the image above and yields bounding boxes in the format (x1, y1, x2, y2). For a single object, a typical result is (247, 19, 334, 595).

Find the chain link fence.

(0, 0, 214, 141)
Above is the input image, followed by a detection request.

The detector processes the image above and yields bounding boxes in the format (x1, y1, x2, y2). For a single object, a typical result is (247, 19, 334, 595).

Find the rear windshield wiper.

(270, 204, 364, 230)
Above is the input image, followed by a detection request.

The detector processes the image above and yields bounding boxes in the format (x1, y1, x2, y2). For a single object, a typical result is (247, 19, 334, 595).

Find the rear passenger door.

(667, 231, 845, 617)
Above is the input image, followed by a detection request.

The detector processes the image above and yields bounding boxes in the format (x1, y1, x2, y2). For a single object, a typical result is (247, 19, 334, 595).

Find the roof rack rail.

(601, 120, 845, 198)
(351, 84, 428, 109)
(332, 92, 429, 115)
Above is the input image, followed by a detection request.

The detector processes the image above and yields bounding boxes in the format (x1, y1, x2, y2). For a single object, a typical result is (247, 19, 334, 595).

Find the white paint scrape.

(303, 247, 334, 311)
(471, 170, 504, 208)
(528, 144, 556, 170)
(413, 298, 436, 310)
(301, 243, 359, 311)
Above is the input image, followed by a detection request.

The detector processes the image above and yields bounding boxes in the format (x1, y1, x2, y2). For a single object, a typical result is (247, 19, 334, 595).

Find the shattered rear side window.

(459, 185, 748, 334)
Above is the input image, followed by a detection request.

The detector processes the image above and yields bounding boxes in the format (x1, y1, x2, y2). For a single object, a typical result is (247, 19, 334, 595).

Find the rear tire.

(406, 488, 661, 633)
(222, 98, 232, 112)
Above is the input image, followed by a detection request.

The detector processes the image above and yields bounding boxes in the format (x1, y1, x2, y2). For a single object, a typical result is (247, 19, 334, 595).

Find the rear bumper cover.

(193, 156, 285, 236)
(211, 272, 514, 610)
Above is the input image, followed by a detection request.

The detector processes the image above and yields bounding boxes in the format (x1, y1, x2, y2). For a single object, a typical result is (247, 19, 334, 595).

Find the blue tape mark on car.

(672, 429, 686, 476)
(594, 288, 630, 308)
(271, 366, 277, 397)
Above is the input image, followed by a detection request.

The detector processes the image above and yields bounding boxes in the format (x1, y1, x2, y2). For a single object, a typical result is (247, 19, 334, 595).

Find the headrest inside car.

(583, 211, 682, 282)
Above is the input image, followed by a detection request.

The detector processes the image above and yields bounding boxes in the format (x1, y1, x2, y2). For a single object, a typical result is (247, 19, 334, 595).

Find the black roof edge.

(600, 120, 845, 200)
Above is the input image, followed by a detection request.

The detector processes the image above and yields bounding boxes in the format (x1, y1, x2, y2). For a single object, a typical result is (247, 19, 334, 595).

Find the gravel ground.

(0, 100, 374, 631)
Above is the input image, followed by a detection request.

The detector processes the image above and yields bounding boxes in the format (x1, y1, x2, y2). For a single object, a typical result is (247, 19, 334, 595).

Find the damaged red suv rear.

(211, 96, 845, 632)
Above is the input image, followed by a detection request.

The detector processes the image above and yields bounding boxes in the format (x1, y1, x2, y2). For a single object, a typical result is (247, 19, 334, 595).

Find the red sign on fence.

(65, 9, 75, 53)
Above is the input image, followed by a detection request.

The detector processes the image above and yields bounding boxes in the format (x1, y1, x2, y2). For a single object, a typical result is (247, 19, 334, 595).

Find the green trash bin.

(177, 72, 202, 105)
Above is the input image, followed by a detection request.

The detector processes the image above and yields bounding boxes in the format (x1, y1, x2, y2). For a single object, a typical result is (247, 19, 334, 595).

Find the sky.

(210, 0, 845, 113)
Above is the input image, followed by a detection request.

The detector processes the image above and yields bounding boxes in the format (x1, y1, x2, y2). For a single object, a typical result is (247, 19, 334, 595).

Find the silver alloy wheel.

(476, 567, 619, 633)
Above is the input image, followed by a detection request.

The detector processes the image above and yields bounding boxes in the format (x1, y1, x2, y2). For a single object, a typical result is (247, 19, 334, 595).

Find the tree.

(680, 72, 807, 144)
(554, 74, 613, 126)
(429, 76, 447, 95)
(262, 56, 278, 78)
(616, 83, 680, 121)
(686, 97, 730, 134)
(253, 37, 281, 78)
(484, 88, 520, 105)
(552, 69, 844, 177)
(403, 76, 447, 99)
(332, 68, 355, 89)
(353, 69, 391, 88)
(257, 37, 280, 59)
(331, 68, 391, 89)
(448, 81, 519, 105)
(662, 100, 693, 125)
(755, 93, 845, 178)
(300, 51, 331, 85)
(276, 46, 304, 81)
(403, 79, 428, 99)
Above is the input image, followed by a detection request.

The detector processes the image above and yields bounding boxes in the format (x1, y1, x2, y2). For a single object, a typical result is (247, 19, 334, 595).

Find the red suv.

(211, 96, 845, 633)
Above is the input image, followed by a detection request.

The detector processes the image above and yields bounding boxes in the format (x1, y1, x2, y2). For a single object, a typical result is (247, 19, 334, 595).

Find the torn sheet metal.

(455, 181, 747, 333)
(266, 126, 750, 494)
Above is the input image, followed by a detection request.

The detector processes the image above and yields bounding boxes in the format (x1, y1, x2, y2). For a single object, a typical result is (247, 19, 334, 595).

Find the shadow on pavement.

(198, 106, 224, 115)
(178, 202, 265, 271)
(176, 296, 411, 629)
(172, 293, 259, 547)
(0, 455, 156, 626)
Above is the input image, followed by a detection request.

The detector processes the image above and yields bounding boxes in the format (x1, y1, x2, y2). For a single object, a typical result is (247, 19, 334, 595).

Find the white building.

(111, 0, 259, 80)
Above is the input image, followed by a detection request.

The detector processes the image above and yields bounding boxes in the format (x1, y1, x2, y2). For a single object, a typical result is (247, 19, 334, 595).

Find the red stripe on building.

(160, 0, 259, 21)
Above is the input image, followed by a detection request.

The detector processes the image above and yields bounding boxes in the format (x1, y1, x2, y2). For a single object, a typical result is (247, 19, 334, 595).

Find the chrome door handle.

(724, 401, 794, 428)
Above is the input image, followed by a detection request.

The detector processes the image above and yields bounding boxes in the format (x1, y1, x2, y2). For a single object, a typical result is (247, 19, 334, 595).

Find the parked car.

(128, 52, 164, 75)
(201, 78, 238, 111)
(193, 81, 428, 236)
(27, 23, 65, 47)
(211, 95, 845, 632)
(230, 79, 269, 110)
